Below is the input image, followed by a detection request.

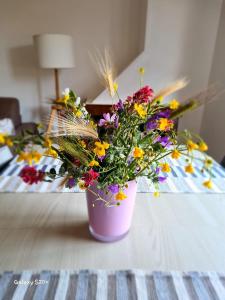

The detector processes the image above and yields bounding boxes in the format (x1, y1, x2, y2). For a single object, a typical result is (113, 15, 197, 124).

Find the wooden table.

(0, 192, 225, 272)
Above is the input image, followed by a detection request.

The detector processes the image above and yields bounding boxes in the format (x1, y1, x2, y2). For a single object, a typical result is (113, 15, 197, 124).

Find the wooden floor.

(0, 192, 225, 271)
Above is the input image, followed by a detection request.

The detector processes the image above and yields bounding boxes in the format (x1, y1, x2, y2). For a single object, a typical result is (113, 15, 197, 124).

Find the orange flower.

(185, 164, 194, 173)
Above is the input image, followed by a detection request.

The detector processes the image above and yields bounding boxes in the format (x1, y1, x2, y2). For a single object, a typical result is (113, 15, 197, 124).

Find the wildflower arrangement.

(0, 67, 215, 204)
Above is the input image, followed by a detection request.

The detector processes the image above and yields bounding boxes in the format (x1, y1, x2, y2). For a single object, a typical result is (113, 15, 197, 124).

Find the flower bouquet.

(0, 65, 214, 242)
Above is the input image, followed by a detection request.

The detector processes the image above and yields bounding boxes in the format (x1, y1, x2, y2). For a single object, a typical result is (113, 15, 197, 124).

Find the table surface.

(0, 192, 225, 272)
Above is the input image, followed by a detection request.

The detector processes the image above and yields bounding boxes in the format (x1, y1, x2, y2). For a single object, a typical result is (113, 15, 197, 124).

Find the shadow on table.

(45, 221, 94, 242)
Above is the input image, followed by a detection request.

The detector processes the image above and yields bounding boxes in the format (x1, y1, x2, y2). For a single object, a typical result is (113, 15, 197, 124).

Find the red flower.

(82, 169, 99, 187)
(133, 86, 154, 104)
(20, 166, 45, 185)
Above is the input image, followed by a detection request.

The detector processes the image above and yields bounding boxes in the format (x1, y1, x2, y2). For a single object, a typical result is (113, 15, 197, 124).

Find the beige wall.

(201, 0, 225, 162)
(0, 0, 146, 122)
(95, 0, 222, 136)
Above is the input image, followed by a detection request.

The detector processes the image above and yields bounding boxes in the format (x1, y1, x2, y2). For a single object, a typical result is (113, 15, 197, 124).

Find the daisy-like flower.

(169, 99, 180, 110)
(93, 141, 110, 157)
(133, 147, 144, 159)
(160, 163, 171, 173)
(115, 191, 127, 200)
(134, 103, 147, 118)
(203, 180, 213, 189)
(78, 180, 86, 190)
(185, 164, 194, 173)
(171, 149, 181, 159)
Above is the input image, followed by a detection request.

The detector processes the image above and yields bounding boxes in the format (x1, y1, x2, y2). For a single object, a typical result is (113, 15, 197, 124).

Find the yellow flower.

(115, 191, 127, 200)
(79, 140, 86, 148)
(0, 133, 6, 144)
(78, 180, 86, 190)
(113, 82, 118, 92)
(203, 180, 213, 189)
(93, 141, 110, 157)
(187, 140, 198, 151)
(153, 191, 160, 197)
(185, 164, 194, 173)
(44, 148, 58, 158)
(75, 110, 82, 117)
(134, 103, 147, 118)
(198, 141, 208, 152)
(171, 149, 181, 160)
(158, 118, 173, 131)
(160, 163, 171, 173)
(138, 67, 145, 75)
(32, 151, 42, 163)
(17, 151, 42, 165)
(169, 99, 180, 110)
(5, 137, 13, 147)
(133, 147, 144, 159)
(89, 160, 99, 167)
(17, 152, 28, 163)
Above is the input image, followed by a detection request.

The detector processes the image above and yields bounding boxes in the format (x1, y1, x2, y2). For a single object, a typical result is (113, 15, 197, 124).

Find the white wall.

(94, 0, 222, 135)
(201, 0, 225, 162)
(0, 0, 146, 122)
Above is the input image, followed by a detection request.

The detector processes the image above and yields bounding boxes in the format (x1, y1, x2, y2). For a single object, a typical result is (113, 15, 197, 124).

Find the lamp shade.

(33, 34, 75, 69)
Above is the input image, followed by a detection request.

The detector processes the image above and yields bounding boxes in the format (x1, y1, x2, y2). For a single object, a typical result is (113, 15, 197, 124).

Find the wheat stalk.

(90, 49, 115, 98)
(46, 113, 98, 139)
(153, 78, 188, 101)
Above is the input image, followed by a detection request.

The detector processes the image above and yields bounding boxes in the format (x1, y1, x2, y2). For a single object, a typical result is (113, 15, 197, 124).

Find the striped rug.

(0, 270, 225, 300)
(0, 154, 225, 193)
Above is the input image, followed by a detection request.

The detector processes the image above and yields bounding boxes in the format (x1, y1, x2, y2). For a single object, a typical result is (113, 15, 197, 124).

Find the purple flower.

(158, 176, 167, 183)
(155, 136, 172, 148)
(98, 155, 106, 162)
(108, 184, 119, 194)
(146, 120, 157, 131)
(157, 109, 171, 118)
(155, 167, 160, 174)
(99, 113, 119, 128)
(67, 178, 76, 188)
(113, 99, 124, 111)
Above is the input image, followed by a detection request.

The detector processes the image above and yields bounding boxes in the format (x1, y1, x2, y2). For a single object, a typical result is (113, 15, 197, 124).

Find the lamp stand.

(46, 69, 60, 135)
(54, 68, 60, 99)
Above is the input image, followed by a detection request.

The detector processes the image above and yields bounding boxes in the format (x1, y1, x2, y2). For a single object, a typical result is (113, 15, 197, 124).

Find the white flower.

(62, 88, 70, 96)
(75, 97, 81, 106)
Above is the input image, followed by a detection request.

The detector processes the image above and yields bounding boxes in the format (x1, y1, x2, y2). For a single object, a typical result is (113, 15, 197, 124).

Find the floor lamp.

(33, 34, 75, 133)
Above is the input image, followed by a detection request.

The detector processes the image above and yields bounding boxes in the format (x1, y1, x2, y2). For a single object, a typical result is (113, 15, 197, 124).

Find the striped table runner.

(0, 270, 225, 300)
(1, 154, 225, 193)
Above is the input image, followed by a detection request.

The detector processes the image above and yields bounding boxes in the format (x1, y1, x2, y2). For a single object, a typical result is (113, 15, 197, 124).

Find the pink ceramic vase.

(86, 180, 137, 242)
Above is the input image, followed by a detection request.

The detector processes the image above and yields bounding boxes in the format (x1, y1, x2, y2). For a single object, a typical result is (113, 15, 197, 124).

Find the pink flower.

(82, 169, 99, 187)
(133, 86, 154, 104)
(19, 166, 45, 185)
